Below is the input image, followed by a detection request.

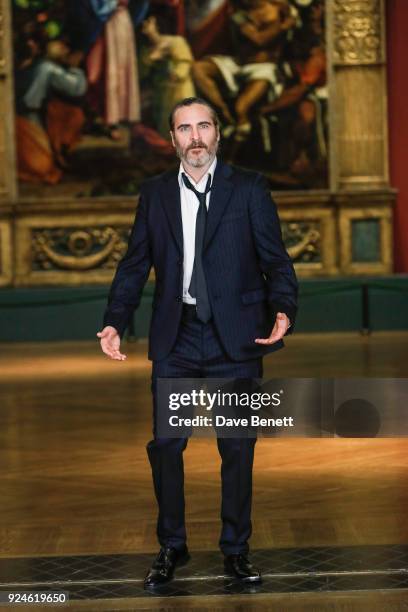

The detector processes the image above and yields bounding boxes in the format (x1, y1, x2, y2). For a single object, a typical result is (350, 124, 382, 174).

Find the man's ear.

(170, 131, 176, 147)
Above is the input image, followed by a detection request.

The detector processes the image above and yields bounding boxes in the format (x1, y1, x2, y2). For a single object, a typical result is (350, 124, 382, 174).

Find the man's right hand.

(97, 326, 127, 361)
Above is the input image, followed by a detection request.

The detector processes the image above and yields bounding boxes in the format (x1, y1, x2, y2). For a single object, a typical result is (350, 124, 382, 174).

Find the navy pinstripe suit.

(103, 159, 298, 554)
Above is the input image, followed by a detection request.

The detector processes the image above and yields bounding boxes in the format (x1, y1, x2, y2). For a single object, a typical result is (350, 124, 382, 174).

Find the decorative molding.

(279, 208, 337, 277)
(282, 221, 321, 264)
(0, 0, 18, 200)
(15, 213, 135, 285)
(333, 0, 383, 65)
(0, 0, 6, 195)
(338, 205, 392, 274)
(0, 219, 12, 286)
(0, 0, 5, 74)
(32, 226, 129, 271)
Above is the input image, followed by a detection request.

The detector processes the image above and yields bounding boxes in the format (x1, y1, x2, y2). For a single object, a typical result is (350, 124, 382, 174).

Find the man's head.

(169, 97, 220, 170)
(47, 40, 70, 63)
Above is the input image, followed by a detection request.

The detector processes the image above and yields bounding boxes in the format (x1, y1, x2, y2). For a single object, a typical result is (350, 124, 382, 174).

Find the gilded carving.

(0, 220, 12, 286)
(32, 226, 130, 271)
(333, 0, 382, 65)
(282, 221, 321, 264)
(32, 222, 321, 270)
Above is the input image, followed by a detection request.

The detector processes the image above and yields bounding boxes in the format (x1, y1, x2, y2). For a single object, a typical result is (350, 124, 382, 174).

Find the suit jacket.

(103, 160, 298, 361)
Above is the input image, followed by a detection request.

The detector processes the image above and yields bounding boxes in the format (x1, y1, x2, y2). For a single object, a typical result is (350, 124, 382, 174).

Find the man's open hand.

(97, 326, 127, 361)
(255, 312, 290, 345)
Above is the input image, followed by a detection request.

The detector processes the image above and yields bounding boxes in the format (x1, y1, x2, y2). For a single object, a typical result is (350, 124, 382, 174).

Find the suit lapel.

(159, 170, 184, 254)
(159, 160, 235, 254)
(204, 161, 234, 251)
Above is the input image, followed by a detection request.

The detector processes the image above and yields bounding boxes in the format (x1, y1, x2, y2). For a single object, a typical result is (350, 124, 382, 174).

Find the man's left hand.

(255, 312, 290, 345)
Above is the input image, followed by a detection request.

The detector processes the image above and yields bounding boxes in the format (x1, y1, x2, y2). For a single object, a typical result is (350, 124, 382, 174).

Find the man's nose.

(190, 126, 200, 141)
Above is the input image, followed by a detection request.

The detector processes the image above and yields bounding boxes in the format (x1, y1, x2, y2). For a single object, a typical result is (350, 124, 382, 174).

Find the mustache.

(187, 142, 208, 151)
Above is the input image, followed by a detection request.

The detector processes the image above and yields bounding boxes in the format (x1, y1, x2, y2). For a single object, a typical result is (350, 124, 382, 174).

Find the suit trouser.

(147, 305, 263, 555)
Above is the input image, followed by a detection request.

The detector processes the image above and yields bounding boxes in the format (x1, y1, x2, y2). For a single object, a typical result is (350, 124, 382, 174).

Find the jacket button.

(176, 296, 182, 301)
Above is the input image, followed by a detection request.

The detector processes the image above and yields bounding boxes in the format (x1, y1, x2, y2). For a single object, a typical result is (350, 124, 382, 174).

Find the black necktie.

(181, 172, 212, 323)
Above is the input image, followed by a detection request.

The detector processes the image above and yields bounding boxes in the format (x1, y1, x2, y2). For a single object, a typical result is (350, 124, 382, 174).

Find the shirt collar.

(178, 156, 217, 191)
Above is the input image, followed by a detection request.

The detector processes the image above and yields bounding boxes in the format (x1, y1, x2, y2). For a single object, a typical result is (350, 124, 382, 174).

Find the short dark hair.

(169, 97, 220, 131)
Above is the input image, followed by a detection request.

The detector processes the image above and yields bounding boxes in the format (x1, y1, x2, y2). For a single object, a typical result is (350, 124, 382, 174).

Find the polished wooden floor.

(1, 332, 407, 610)
(66, 591, 408, 612)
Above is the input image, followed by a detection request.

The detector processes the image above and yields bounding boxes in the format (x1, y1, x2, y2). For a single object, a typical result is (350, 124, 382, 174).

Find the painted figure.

(192, 0, 296, 140)
(85, 0, 141, 139)
(140, 14, 195, 139)
(15, 37, 87, 184)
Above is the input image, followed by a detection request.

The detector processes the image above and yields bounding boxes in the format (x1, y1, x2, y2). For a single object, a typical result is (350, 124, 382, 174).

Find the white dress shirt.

(178, 156, 217, 304)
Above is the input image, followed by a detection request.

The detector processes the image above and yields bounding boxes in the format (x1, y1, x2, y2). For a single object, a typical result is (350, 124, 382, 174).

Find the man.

(98, 97, 298, 588)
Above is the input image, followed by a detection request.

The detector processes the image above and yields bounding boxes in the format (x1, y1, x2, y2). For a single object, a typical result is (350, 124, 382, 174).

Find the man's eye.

(179, 126, 189, 132)
(199, 124, 210, 129)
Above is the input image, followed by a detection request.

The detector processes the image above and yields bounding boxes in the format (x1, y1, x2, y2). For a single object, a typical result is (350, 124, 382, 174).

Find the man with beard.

(98, 97, 298, 588)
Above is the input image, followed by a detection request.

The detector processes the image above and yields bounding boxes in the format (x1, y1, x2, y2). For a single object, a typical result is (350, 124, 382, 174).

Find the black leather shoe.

(224, 553, 262, 583)
(144, 545, 190, 588)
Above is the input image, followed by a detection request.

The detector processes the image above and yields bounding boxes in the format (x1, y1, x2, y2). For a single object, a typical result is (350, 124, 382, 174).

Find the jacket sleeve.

(103, 189, 152, 338)
(249, 173, 298, 334)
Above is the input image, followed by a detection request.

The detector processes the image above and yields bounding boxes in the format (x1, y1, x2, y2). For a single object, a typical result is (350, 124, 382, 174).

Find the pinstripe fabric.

(103, 160, 298, 362)
(147, 311, 263, 555)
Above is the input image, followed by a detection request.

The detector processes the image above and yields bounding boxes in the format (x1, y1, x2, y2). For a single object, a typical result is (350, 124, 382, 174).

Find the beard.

(174, 136, 219, 168)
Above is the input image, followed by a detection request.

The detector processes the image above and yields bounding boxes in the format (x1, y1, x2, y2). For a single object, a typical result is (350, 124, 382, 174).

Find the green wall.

(1, 277, 407, 342)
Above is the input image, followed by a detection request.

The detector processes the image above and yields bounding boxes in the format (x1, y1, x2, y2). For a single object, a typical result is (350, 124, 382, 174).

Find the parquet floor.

(0, 332, 407, 610)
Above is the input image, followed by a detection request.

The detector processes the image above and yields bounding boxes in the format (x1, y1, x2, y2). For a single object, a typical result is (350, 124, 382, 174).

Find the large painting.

(12, 0, 327, 198)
